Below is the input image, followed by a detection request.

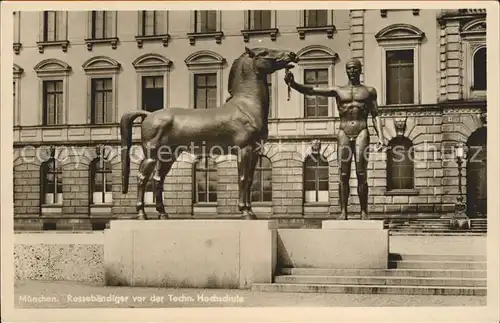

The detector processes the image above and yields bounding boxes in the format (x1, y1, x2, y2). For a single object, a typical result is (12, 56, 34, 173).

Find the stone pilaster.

(349, 10, 365, 82)
(444, 20, 463, 101)
(438, 23, 448, 101)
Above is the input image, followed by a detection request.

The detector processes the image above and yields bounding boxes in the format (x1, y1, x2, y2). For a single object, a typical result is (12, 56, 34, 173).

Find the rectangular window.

(194, 73, 217, 109)
(304, 10, 327, 28)
(142, 76, 164, 112)
(91, 78, 113, 124)
(91, 11, 113, 39)
(142, 11, 165, 36)
(304, 69, 329, 118)
(195, 10, 217, 33)
(42, 80, 63, 125)
(248, 10, 271, 30)
(43, 11, 58, 41)
(195, 159, 217, 203)
(386, 49, 414, 105)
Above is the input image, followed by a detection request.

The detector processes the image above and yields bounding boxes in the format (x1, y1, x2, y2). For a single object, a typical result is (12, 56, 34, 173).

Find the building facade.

(12, 9, 487, 231)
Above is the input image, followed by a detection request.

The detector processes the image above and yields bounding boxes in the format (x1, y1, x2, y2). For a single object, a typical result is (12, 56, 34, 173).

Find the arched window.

(387, 137, 414, 191)
(194, 157, 217, 203)
(251, 155, 272, 202)
(41, 154, 62, 205)
(473, 47, 486, 91)
(90, 157, 112, 204)
(304, 154, 329, 203)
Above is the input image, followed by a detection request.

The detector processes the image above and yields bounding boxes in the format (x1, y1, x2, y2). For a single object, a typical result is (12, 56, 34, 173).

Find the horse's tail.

(120, 111, 150, 194)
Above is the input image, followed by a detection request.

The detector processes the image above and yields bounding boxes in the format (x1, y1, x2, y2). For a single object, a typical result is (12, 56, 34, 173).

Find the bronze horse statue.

(120, 47, 298, 220)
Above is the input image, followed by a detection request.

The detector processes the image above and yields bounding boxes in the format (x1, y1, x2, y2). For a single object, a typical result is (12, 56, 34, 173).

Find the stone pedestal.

(322, 220, 384, 230)
(104, 220, 277, 289)
(277, 220, 389, 269)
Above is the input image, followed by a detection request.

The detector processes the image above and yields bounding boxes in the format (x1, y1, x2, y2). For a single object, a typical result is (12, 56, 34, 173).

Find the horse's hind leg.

(136, 147, 158, 220)
(237, 145, 257, 220)
(154, 159, 175, 220)
(244, 148, 259, 219)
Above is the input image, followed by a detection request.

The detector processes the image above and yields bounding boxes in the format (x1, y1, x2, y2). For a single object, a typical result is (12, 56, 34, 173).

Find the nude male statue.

(284, 58, 384, 220)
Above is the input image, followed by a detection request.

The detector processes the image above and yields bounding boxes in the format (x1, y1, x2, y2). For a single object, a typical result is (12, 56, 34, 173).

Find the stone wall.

(14, 233, 104, 284)
(12, 108, 487, 230)
(13, 232, 486, 285)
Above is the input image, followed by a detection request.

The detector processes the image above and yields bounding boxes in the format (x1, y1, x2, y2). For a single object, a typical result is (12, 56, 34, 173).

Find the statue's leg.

(136, 146, 158, 220)
(154, 160, 174, 220)
(237, 145, 256, 219)
(354, 129, 370, 220)
(337, 130, 352, 220)
(244, 147, 259, 219)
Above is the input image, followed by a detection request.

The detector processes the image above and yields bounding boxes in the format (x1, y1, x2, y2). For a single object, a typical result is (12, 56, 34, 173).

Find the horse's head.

(244, 47, 299, 75)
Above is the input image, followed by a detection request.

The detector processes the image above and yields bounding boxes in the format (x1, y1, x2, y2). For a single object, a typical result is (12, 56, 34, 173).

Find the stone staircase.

(383, 218, 487, 235)
(252, 253, 487, 296)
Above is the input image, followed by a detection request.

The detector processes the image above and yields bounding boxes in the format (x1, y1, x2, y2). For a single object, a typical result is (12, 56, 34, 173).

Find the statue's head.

(345, 58, 362, 81)
(244, 47, 299, 74)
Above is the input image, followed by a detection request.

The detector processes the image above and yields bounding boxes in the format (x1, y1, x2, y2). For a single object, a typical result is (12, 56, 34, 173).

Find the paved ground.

(14, 280, 486, 308)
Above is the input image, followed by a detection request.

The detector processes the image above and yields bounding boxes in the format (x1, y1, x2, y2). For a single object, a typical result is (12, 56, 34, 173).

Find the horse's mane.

(227, 52, 248, 96)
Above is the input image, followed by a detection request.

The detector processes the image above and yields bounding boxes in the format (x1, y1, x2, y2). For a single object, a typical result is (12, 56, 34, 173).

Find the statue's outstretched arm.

(290, 81, 338, 97)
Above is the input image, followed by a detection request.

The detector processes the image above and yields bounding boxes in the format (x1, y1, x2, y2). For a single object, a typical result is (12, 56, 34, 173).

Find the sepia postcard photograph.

(1, 1, 499, 322)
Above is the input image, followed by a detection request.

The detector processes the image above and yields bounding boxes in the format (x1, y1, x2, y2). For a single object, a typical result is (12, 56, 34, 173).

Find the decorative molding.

(132, 53, 172, 71)
(374, 23, 425, 43)
(13, 11, 22, 54)
(34, 58, 72, 76)
(241, 28, 279, 42)
(297, 26, 335, 40)
(310, 139, 321, 155)
(13, 43, 22, 55)
(82, 56, 121, 74)
(461, 18, 486, 37)
(136, 35, 170, 48)
(85, 38, 119, 51)
(13, 64, 24, 127)
(187, 31, 224, 45)
(13, 64, 24, 77)
(380, 9, 420, 17)
(438, 9, 486, 23)
(296, 45, 339, 64)
(478, 111, 487, 127)
(184, 50, 226, 69)
(36, 40, 69, 54)
(394, 117, 408, 136)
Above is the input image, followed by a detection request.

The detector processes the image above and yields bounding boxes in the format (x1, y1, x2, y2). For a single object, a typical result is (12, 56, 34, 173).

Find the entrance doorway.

(466, 127, 487, 218)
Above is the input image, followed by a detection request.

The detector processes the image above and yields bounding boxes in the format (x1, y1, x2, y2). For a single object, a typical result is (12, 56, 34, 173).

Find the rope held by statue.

(286, 67, 291, 101)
